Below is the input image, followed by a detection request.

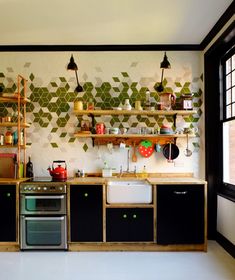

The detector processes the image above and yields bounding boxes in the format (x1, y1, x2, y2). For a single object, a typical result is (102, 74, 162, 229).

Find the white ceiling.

(0, 0, 233, 45)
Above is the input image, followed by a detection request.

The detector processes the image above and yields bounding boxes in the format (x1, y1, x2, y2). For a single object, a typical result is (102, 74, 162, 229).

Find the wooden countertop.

(147, 177, 207, 185)
(0, 178, 29, 184)
(68, 177, 106, 184)
(68, 174, 206, 185)
(0, 174, 206, 185)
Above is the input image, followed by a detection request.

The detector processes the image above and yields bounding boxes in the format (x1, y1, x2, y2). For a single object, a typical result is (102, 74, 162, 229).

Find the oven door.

(20, 216, 67, 250)
(20, 194, 66, 215)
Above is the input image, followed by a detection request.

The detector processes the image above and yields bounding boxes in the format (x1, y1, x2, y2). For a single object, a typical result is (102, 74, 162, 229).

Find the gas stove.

(20, 177, 67, 194)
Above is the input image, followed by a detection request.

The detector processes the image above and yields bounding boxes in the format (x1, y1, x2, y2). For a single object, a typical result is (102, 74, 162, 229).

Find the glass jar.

(5, 128, 13, 145)
(87, 98, 94, 110)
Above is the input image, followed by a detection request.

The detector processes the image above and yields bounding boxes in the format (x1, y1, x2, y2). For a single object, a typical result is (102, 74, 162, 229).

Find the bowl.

(109, 128, 119, 134)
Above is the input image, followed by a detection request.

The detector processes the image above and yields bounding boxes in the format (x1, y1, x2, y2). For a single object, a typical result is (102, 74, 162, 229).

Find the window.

(222, 50, 235, 189)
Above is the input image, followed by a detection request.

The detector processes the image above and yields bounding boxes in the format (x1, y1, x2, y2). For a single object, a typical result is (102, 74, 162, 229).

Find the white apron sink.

(107, 180, 152, 204)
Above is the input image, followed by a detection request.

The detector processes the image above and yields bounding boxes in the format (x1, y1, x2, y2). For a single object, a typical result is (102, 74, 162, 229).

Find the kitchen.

(0, 0, 234, 279)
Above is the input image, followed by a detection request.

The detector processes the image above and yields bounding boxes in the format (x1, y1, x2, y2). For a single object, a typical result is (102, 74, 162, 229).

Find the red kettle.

(48, 160, 67, 181)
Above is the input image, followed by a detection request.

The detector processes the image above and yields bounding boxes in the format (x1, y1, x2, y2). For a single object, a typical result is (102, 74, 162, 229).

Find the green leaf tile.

(83, 143, 89, 152)
(51, 128, 58, 133)
(113, 77, 120, 82)
(51, 82, 58, 87)
(69, 137, 76, 143)
(121, 72, 129, 77)
(51, 143, 59, 148)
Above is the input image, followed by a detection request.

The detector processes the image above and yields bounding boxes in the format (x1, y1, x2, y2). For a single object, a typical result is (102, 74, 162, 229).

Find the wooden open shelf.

(73, 109, 197, 146)
(0, 96, 30, 104)
(74, 109, 197, 116)
(0, 122, 30, 128)
(74, 132, 195, 146)
(0, 144, 27, 149)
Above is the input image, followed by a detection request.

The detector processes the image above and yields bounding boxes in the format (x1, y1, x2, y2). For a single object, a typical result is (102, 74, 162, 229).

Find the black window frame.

(221, 47, 235, 195)
(205, 21, 235, 238)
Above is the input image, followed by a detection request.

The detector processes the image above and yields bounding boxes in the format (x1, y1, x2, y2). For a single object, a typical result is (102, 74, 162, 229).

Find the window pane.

(223, 120, 235, 184)
(232, 55, 235, 70)
(226, 58, 231, 74)
(232, 87, 235, 102)
(232, 71, 235, 87)
(226, 74, 231, 89)
(233, 103, 235, 117)
(226, 105, 231, 118)
(227, 89, 232, 104)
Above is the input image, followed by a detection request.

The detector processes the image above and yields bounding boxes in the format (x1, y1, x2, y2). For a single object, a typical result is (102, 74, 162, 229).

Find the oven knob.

(28, 187, 32, 191)
(59, 187, 63, 191)
(43, 187, 47, 191)
(24, 187, 28, 191)
(33, 187, 36, 190)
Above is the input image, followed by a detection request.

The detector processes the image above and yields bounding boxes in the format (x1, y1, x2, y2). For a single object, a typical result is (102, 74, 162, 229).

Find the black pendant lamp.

(154, 52, 171, 92)
(67, 55, 83, 93)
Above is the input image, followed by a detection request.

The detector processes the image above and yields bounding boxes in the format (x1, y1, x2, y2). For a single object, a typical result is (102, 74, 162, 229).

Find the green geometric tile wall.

(0, 71, 203, 151)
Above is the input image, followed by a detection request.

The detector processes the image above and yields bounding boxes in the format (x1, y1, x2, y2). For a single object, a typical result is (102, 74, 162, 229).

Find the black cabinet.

(106, 208, 153, 242)
(70, 185, 103, 242)
(157, 184, 205, 245)
(0, 185, 16, 242)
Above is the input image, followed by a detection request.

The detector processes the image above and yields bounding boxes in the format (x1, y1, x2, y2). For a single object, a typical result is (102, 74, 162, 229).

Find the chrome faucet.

(119, 147, 137, 177)
(127, 147, 130, 173)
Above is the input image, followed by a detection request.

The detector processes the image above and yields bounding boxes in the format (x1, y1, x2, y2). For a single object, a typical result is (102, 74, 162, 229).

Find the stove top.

(20, 177, 68, 193)
(28, 177, 68, 182)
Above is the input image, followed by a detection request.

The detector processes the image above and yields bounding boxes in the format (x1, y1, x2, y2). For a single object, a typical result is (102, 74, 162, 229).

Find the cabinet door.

(0, 185, 16, 242)
(106, 208, 153, 242)
(157, 185, 205, 245)
(70, 185, 103, 242)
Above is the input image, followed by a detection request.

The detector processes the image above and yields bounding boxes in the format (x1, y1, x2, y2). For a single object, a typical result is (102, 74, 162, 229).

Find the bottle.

(87, 98, 94, 110)
(26, 156, 34, 178)
(144, 91, 151, 110)
(124, 99, 132, 110)
(0, 134, 4, 145)
(141, 165, 148, 178)
(5, 127, 13, 145)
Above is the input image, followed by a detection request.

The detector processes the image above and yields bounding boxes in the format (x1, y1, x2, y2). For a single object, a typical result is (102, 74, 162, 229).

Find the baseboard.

(216, 232, 235, 258)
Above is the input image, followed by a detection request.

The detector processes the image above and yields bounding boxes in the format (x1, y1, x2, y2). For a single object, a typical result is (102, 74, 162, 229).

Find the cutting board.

(0, 153, 17, 178)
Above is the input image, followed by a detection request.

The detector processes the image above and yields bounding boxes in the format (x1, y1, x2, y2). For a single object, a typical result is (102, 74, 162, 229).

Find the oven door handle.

(24, 195, 65, 200)
(23, 216, 65, 221)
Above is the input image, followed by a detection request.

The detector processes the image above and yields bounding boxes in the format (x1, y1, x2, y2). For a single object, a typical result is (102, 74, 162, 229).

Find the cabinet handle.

(84, 193, 88, 197)
(123, 214, 127, 219)
(173, 191, 188, 195)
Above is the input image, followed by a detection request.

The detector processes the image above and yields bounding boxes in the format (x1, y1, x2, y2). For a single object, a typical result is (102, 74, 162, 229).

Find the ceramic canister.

(74, 100, 83, 110)
(96, 123, 105, 134)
